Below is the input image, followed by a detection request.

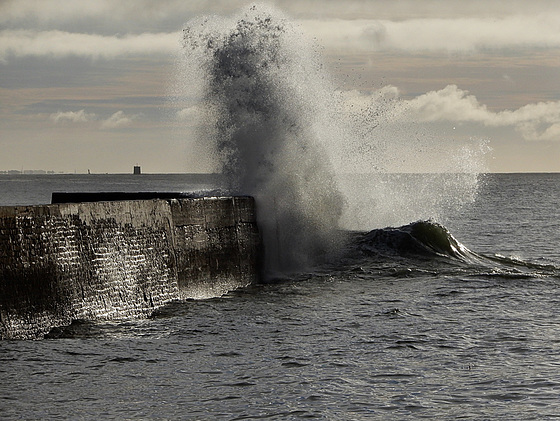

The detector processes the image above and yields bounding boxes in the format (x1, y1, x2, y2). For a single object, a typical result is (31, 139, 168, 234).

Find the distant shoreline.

(0, 171, 221, 176)
(1, 171, 559, 176)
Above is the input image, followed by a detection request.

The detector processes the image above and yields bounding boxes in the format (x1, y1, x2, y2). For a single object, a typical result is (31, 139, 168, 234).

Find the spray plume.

(181, 4, 345, 276)
(176, 3, 485, 277)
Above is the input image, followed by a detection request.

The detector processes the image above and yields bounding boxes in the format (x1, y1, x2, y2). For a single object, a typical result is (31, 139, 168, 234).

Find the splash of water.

(175, 4, 486, 276)
(332, 87, 488, 230)
(180, 5, 345, 276)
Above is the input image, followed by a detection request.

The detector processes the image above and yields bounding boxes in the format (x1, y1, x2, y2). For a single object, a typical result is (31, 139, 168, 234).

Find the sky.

(1, 0, 560, 173)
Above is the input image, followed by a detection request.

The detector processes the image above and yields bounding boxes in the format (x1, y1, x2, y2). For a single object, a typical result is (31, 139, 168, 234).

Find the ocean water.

(2, 5, 560, 420)
(1, 172, 559, 420)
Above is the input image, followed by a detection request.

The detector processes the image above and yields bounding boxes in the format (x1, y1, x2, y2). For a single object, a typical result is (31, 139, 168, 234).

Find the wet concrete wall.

(0, 197, 260, 340)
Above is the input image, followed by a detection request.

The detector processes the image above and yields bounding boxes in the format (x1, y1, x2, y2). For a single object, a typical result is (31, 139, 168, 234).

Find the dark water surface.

(0, 173, 225, 207)
(1, 173, 560, 420)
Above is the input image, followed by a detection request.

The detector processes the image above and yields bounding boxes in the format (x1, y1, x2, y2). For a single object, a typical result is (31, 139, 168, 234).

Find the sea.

(1, 172, 559, 420)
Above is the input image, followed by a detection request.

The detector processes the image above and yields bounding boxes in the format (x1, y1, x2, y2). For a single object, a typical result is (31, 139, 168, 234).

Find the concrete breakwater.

(0, 196, 260, 340)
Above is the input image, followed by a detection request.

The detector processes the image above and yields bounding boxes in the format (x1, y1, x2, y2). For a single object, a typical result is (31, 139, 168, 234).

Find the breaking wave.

(359, 220, 475, 260)
(175, 4, 485, 278)
(357, 220, 560, 279)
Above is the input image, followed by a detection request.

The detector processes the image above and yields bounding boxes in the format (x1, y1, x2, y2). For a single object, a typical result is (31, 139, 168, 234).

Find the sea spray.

(175, 4, 486, 275)
(180, 5, 345, 276)
(333, 87, 487, 230)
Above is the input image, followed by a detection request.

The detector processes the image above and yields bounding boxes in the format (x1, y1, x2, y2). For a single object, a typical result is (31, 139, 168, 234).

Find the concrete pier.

(0, 196, 260, 340)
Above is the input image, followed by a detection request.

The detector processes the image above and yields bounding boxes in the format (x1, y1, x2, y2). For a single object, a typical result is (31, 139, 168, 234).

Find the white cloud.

(406, 85, 490, 123)
(405, 85, 560, 141)
(340, 85, 560, 142)
(176, 105, 204, 122)
(340, 86, 400, 109)
(176, 107, 196, 120)
(301, 14, 560, 53)
(49, 109, 96, 124)
(0, 29, 180, 60)
(100, 110, 136, 129)
(49, 109, 140, 130)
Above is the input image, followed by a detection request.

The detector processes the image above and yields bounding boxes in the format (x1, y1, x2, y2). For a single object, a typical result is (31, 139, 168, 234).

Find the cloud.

(301, 14, 560, 53)
(176, 107, 197, 120)
(176, 105, 205, 122)
(100, 110, 136, 129)
(3, 0, 557, 28)
(49, 109, 96, 124)
(1, 0, 115, 24)
(3, 4, 560, 60)
(340, 85, 560, 142)
(340, 86, 400, 109)
(0, 30, 180, 60)
(49, 109, 139, 130)
(405, 85, 560, 141)
(0, 0, 241, 33)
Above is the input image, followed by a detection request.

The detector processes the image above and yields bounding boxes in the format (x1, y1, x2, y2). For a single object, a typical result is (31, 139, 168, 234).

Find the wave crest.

(358, 220, 560, 279)
(359, 220, 477, 261)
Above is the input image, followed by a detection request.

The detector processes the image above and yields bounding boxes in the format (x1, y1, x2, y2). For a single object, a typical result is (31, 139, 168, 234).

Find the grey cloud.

(0, 0, 243, 33)
(4, 3, 560, 59)
(301, 14, 560, 53)
(361, 22, 387, 47)
(0, 30, 180, 60)
(277, 0, 560, 20)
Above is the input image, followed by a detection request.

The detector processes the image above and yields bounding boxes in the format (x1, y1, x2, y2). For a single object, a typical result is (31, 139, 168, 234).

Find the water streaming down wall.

(0, 196, 260, 340)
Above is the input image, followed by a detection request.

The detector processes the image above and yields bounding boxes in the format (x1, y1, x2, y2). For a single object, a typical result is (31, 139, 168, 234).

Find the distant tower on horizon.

(133, 165, 141, 175)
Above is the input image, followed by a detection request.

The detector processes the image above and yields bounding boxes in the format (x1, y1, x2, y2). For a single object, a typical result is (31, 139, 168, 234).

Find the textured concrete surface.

(0, 197, 260, 340)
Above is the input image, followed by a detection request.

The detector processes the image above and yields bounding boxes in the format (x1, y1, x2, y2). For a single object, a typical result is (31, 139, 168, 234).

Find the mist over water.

(176, 4, 485, 275)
